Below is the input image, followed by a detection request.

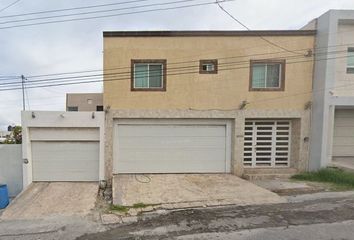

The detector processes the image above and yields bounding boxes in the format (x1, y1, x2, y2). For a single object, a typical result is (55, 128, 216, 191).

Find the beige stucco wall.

(103, 35, 314, 110)
(66, 93, 103, 111)
(334, 23, 354, 96)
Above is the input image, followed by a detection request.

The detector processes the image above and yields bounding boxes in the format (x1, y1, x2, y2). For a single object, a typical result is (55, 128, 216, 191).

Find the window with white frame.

(132, 60, 166, 91)
(347, 48, 354, 74)
(250, 60, 285, 91)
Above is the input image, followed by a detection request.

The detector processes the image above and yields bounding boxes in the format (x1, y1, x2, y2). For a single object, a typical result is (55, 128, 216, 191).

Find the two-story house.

(103, 30, 315, 182)
(303, 10, 354, 170)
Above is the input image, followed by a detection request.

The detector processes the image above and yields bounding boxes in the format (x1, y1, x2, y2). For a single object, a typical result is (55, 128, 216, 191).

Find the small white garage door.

(30, 128, 100, 181)
(32, 142, 99, 181)
(333, 109, 354, 157)
(114, 120, 231, 173)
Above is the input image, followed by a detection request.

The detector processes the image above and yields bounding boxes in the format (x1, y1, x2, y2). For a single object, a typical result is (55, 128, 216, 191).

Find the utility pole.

(21, 75, 25, 111)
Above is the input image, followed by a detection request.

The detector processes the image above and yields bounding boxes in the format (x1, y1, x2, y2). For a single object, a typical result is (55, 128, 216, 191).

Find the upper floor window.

(347, 48, 354, 74)
(250, 60, 285, 91)
(131, 59, 166, 91)
(200, 59, 218, 74)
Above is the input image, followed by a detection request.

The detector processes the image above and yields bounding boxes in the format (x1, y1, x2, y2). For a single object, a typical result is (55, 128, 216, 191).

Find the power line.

(0, 0, 235, 30)
(215, 0, 302, 55)
(0, 55, 353, 110)
(0, 0, 151, 18)
(0, 0, 21, 13)
(0, 52, 309, 87)
(0, 0, 203, 25)
(19, 30, 354, 80)
(8, 32, 353, 82)
(0, 46, 349, 88)
(0, 53, 348, 92)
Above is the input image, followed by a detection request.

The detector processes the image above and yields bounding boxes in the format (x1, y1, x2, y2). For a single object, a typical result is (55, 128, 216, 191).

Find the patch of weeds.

(292, 168, 354, 189)
(110, 204, 129, 213)
(132, 202, 151, 209)
(110, 202, 156, 213)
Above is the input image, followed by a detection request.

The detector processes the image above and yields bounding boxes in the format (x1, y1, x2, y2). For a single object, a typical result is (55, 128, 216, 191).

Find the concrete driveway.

(113, 174, 286, 207)
(0, 182, 98, 220)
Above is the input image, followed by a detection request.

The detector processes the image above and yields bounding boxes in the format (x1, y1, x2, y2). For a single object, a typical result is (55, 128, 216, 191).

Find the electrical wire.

(0, 0, 206, 25)
(0, 0, 151, 18)
(0, 0, 235, 30)
(1, 55, 353, 110)
(215, 0, 302, 55)
(0, 47, 348, 88)
(0, 0, 21, 13)
(0, 53, 349, 92)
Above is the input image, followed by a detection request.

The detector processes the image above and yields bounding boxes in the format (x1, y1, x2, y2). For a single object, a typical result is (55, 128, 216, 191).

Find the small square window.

(67, 106, 78, 111)
(200, 60, 218, 74)
(87, 99, 93, 104)
(250, 60, 285, 91)
(96, 105, 104, 111)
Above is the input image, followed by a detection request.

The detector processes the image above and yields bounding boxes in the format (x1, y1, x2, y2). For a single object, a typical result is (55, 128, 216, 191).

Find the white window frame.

(347, 48, 354, 74)
(252, 63, 282, 89)
(133, 63, 164, 89)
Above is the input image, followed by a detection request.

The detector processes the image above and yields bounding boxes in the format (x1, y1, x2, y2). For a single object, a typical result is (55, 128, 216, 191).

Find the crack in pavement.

(0, 226, 65, 237)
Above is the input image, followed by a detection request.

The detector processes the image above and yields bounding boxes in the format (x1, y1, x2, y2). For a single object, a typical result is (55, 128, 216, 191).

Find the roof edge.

(103, 30, 316, 37)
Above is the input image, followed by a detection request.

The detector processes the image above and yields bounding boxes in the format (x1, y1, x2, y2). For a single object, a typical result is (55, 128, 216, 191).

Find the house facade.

(103, 30, 315, 182)
(303, 10, 354, 170)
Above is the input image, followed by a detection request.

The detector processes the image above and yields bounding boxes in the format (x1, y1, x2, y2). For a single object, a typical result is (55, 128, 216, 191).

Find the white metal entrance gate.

(243, 120, 291, 167)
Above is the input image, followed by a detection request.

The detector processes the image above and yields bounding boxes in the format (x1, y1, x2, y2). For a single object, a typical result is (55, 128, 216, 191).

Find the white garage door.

(114, 120, 231, 173)
(32, 142, 99, 181)
(333, 109, 354, 157)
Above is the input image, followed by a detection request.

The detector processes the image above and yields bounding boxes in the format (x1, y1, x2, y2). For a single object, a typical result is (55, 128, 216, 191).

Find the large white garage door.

(31, 128, 100, 181)
(333, 109, 354, 157)
(114, 120, 231, 173)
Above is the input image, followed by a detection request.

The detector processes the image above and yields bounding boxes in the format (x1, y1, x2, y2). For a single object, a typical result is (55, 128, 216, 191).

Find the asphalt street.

(77, 194, 354, 240)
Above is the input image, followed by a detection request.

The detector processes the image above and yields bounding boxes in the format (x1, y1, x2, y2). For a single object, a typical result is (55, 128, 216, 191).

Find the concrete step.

(243, 168, 298, 180)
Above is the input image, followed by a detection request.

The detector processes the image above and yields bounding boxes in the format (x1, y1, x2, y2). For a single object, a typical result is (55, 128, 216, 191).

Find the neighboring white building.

(0, 130, 11, 143)
(303, 10, 354, 169)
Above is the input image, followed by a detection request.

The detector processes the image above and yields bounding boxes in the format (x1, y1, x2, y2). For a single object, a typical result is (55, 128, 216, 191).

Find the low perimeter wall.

(0, 144, 23, 197)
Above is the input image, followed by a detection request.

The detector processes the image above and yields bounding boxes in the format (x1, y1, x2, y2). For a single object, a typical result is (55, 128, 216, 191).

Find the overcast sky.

(1, 0, 354, 130)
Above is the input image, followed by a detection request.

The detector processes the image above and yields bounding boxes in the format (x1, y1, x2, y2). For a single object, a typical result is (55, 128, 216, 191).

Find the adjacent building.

(0, 130, 10, 143)
(66, 93, 103, 112)
(303, 10, 354, 170)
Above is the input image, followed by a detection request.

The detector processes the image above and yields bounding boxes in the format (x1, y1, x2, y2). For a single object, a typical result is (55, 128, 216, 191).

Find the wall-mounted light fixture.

(92, 112, 95, 119)
(31, 112, 36, 119)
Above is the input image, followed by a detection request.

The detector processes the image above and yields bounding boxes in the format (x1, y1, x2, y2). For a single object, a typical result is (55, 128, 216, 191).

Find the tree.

(4, 126, 22, 144)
